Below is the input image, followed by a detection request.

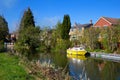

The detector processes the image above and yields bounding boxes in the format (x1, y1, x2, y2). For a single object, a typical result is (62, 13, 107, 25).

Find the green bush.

(53, 39, 71, 54)
(0, 40, 5, 52)
(14, 27, 40, 58)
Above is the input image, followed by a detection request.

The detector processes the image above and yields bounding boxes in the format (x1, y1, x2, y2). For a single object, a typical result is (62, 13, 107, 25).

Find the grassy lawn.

(0, 53, 34, 80)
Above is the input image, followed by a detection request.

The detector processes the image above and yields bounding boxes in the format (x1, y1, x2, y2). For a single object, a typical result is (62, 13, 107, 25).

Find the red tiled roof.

(102, 17, 120, 25)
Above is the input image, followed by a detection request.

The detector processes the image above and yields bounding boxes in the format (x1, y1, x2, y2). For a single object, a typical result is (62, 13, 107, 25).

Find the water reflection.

(68, 55, 120, 80)
(68, 56, 89, 80)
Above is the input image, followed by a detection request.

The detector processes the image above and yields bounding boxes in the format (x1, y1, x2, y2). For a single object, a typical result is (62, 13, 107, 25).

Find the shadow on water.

(29, 52, 68, 69)
(52, 52, 68, 68)
(68, 55, 120, 80)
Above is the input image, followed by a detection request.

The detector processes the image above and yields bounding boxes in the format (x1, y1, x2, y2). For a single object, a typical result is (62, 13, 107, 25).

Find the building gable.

(94, 17, 111, 27)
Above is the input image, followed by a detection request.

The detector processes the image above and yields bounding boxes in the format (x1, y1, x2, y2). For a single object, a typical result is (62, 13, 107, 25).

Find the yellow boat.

(67, 47, 90, 57)
(67, 54, 87, 60)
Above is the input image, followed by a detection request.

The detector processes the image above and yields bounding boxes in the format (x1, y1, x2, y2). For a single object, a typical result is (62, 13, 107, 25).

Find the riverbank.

(0, 53, 34, 80)
(0, 52, 71, 80)
(20, 55, 70, 80)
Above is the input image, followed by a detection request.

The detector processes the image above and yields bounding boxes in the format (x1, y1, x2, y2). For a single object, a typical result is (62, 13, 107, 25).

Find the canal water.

(37, 53, 120, 80)
(68, 56, 120, 80)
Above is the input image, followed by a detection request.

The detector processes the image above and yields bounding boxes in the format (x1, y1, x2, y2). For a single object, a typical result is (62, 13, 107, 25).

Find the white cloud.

(0, 0, 17, 8)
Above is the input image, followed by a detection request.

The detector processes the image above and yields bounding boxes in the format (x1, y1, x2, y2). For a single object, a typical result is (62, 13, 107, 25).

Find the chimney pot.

(90, 20, 92, 24)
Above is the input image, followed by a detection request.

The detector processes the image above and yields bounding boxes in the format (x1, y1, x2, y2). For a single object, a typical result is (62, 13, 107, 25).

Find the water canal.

(68, 56, 120, 80)
(37, 53, 120, 80)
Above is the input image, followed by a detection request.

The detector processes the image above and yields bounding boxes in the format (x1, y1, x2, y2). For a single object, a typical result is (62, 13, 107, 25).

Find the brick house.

(69, 21, 93, 41)
(94, 17, 119, 27)
(94, 17, 120, 49)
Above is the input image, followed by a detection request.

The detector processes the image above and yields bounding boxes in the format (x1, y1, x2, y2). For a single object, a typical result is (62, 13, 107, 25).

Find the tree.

(15, 8, 40, 58)
(39, 27, 52, 53)
(83, 27, 100, 51)
(0, 15, 9, 41)
(0, 15, 9, 52)
(19, 8, 35, 31)
(51, 21, 71, 54)
(101, 26, 120, 52)
(61, 15, 71, 40)
(15, 26, 40, 57)
(56, 21, 62, 38)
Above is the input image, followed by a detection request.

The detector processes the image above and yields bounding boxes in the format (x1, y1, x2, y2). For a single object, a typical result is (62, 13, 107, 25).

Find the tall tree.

(0, 15, 9, 41)
(15, 27, 40, 57)
(0, 15, 9, 52)
(61, 14, 71, 40)
(19, 7, 35, 31)
(15, 8, 40, 58)
(55, 21, 62, 38)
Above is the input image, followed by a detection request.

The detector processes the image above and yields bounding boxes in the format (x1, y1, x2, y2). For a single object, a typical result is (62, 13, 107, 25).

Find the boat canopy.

(71, 47, 85, 51)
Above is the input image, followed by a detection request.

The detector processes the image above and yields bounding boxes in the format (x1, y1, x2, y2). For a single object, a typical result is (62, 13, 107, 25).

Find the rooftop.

(102, 17, 120, 25)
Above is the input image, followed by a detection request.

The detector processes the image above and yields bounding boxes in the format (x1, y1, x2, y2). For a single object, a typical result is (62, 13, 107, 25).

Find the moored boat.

(67, 47, 90, 57)
(67, 54, 87, 60)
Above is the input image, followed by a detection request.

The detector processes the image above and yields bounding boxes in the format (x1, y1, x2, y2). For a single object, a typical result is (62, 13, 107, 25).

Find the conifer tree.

(15, 8, 40, 58)
(20, 8, 35, 31)
(61, 15, 71, 40)
(0, 15, 9, 52)
(0, 15, 9, 41)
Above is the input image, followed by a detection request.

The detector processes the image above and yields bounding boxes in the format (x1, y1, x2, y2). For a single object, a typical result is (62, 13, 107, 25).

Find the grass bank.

(0, 53, 34, 80)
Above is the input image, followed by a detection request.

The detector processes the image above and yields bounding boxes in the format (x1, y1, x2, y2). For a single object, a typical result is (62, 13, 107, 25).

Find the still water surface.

(68, 56, 120, 80)
(37, 53, 120, 80)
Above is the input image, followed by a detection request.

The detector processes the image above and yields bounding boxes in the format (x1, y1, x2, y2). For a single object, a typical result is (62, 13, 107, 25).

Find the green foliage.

(0, 16, 8, 52)
(49, 21, 71, 68)
(0, 53, 34, 80)
(20, 8, 35, 31)
(0, 40, 5, 52)
(16, 7, 40, 58)
(28, 14, 72, 54)
(54, 39, 71, 54)
(116, 48, 120, 54)
(83, 27, 100, 51)
(55, 21, 62, 38)
(50, 21, 71, 53)
(15, 26, 40, 57)
(50, 22, 62, 49)
(39, 27, 52, 53)
(82, 26, 120, 53)
(0, 15, 9, 41)
(61, 15, 71, 40)
(101, 27, 119, 52)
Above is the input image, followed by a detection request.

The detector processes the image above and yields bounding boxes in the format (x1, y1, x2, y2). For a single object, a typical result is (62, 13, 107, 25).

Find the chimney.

(90, 20, 92, 24)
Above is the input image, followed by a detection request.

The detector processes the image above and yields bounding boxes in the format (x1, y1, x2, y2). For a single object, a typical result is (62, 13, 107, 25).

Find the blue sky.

(0, 0, 120, 32)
